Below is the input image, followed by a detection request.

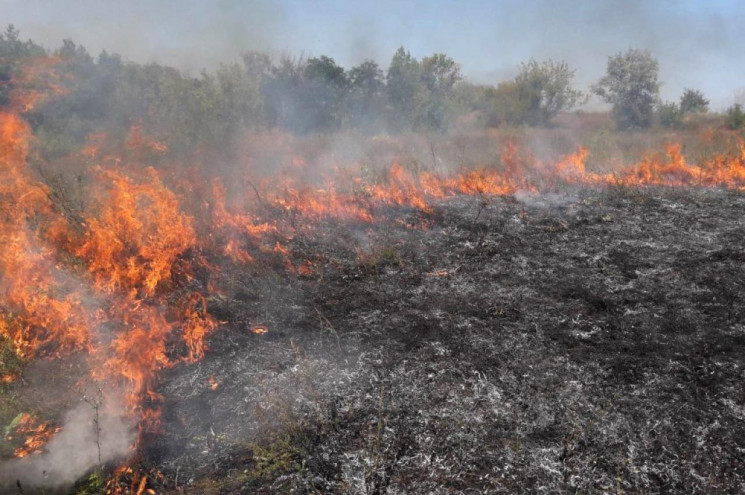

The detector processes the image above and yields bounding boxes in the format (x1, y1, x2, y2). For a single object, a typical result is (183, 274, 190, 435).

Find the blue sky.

(4, 0, 745, 109)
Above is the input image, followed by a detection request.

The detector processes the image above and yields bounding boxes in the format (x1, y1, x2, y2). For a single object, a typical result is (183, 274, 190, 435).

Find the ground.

(124, 186, 745, 494)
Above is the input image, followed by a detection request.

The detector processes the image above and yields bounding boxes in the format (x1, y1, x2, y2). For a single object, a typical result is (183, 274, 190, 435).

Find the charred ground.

(140, 187, 745, 494)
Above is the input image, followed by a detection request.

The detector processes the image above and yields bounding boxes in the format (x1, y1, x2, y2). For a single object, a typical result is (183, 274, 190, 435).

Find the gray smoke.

(0, 397, 135, 489)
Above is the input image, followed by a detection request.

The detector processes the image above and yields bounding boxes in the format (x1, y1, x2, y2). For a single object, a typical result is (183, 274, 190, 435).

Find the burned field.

(145, 188, 745, 494)
(4, 19, 745, 494)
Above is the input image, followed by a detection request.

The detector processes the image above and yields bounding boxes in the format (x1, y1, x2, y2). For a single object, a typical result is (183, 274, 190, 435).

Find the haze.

(3, 0, 745, 109)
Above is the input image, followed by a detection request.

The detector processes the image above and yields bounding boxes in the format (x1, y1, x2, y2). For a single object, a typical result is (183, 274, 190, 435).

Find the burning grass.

(1, 56, 745, 492)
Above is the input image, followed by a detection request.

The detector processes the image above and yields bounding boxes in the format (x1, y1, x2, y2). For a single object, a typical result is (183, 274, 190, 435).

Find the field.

(2, 62, 745, 493)
(135, 186, 745, 494)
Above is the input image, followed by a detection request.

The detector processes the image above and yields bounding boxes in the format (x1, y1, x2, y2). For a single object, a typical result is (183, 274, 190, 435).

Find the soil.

(132, 187, 745, 493)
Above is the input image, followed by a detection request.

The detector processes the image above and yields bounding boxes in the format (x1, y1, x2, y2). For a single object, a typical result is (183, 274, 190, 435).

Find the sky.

(3, 0, 745, 109)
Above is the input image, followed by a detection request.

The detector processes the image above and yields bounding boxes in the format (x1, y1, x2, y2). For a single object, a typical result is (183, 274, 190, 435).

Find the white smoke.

(0, 397, 136, 489)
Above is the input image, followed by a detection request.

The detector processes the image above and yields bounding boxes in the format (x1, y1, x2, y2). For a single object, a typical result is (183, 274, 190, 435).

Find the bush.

(658, 101, 683, 128)
(725, 104, 745, 130)
(680, 89, 709, 114)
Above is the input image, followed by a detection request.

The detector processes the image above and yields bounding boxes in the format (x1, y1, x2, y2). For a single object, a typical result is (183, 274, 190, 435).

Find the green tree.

(302, 55, 348, 131)
(593, 49, 660, 129)
(0, 25, 46, 106)
(420, 53, 461, 93)
(657, 101, 683, 128)
(514, 59, 583, 126)
(416, 53, 461, 130)
(386, 47, 422, 130)
(346, 59, 386, 130)
(679, 88, 709, 114)
(726, 103, 745, 130)
(478, 81, 540, 127)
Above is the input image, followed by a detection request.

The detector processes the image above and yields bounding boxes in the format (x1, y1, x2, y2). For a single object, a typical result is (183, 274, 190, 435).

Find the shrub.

(657, 101, 683, 128)
(725, 104, 745, 130)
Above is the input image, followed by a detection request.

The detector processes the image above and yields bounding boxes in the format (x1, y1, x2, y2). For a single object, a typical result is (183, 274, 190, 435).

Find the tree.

(657, 101, 683, 128)
(346, 60, 385, 130)
(416, 53, 461, 130)
(482, 81, 531, 126)
(0, 25, 46, 106)
(302, 55, 347, 131)
(262, 54, 306, 131)
(679, 88, 709, 114)
(420, 53, 461, 93)
(593, 49, 660, 129)
(514, 59, 583, 126)
(726, 104, 745, 130)
(386, 47, 422, 130)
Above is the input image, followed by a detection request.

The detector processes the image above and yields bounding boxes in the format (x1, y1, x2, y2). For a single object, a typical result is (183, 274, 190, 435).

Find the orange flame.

(250, 325, 269, 335)
(5, 54, 745, 475)
(8, 413, 62, 458)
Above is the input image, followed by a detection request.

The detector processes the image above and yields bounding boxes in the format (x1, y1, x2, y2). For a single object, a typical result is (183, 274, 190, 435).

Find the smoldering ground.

(144, 189, 745, 493)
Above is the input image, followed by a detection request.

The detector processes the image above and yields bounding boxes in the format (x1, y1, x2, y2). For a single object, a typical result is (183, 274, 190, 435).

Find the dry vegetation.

(1, 31, 745, 495)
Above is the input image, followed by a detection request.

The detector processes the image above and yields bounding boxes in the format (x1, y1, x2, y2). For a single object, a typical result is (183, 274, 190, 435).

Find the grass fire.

(1, 4, 745, 493)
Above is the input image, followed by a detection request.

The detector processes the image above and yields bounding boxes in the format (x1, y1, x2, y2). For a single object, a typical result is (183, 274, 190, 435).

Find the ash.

(151, 188, 745, 493)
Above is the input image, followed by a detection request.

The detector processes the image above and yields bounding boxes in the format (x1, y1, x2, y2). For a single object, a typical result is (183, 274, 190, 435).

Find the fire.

(7, 413, 62, 458)
(106, 466, 159, 495)
(77, 166, 196, 297)
(1, 56, 217, 466)
(251, 325, 269, 335)
(4, 53, 745, 487)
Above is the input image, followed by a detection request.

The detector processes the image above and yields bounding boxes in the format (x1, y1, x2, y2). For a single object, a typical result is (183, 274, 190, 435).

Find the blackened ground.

(150, 187, 745, 494)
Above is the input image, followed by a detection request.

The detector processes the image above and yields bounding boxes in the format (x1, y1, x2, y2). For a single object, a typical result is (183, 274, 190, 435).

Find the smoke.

(5, 0, 745, 107)
(0, 397, 136, 489)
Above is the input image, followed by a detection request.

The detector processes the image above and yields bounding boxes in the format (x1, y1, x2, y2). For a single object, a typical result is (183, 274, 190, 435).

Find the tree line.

(0, 25, 730, 159)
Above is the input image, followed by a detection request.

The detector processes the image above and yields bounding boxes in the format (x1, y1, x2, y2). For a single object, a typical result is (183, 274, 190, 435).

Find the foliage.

(679, 88, 709, 114)
(593, 49, 660, 129)
(9, 24, 738, 157)
(482, 81, 531, 126)
(0, 329, 23, 383)
(386, 47, 422, 130)
(73, 471, 105, 495)
(346, 60, 386, 130)
(514, 59, 584, 125)
(383, 48, 463, 131)
(725, 103, 745, 130)
(416, 53, 462, 130)
(0, 24, 46, 105)
(657, 101, 683, 128)
(302, 55, 348, 131)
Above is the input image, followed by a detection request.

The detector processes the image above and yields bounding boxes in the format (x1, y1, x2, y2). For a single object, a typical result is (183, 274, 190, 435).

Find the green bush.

(658, 101, 683, 128)
(725, 104, 745, 130)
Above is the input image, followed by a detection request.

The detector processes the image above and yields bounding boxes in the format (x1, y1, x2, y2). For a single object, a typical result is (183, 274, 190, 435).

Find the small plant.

(83, 385, 105, 473)
(73, 471, 105, 495)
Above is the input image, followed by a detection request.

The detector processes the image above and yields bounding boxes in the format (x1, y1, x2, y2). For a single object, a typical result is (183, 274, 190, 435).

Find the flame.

(0, 110, 91, 359)
(250, 325, 269, 335)
(4, 54, 745, 480)
(8, 413, 62, 458)
(0, 57, 217, 461)
(105, 466, 159, 495)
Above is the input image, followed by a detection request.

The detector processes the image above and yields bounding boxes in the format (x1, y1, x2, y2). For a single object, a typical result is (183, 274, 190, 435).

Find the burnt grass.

(149, 187, 745, 494)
